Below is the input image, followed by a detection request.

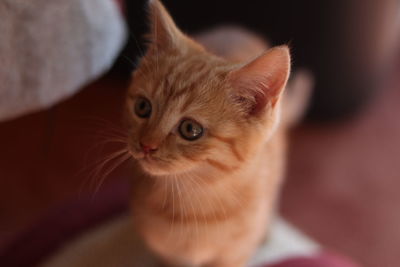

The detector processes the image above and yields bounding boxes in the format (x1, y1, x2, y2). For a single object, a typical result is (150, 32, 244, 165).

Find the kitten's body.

(40, 1, 312, 267)
(127, 2, 311, 267)
(131, 28, 286, 266)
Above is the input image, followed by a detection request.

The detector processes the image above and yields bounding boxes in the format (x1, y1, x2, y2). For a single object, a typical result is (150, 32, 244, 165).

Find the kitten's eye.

(134, 97, 152, 118)
(179, 119, 203, 141)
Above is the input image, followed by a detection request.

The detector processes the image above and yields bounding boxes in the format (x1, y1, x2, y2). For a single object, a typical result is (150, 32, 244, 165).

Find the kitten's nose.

(140, 142, 158, 154)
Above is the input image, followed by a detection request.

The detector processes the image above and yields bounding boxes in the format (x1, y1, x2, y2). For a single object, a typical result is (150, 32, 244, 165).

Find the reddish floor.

(281, 72, 400, 267)
(0, 67, 399, 266)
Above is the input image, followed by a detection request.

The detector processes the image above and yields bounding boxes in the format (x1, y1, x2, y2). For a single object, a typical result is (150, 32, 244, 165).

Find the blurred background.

(0, 0, 400, 266)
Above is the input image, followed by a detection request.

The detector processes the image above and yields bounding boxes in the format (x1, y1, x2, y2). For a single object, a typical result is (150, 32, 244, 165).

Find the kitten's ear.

(228, 46, 291, 116)
(147, 0, 186, 49)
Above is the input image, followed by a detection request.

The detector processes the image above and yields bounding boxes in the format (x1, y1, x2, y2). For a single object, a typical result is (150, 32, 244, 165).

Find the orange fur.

(127, 1, 297, 266)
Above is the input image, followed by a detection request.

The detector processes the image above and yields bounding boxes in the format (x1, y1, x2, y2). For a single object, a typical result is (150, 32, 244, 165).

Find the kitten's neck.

(131, 145, 273, 223)
(144, 154, 263, 203)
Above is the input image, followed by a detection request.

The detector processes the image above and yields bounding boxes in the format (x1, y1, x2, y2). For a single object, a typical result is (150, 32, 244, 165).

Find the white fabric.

(248, 217, 319, 266)
(0, 0, 126, 122)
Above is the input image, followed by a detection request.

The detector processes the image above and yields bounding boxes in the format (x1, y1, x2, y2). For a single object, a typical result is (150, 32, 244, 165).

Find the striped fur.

(127, 1, 295, 266)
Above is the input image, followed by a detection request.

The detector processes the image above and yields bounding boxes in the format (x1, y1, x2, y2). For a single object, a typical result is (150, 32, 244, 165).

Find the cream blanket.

(0, 0, 126, 121)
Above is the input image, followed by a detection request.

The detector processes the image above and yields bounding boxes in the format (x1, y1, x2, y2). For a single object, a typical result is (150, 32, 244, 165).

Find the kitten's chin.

(137, 158, 192, 177)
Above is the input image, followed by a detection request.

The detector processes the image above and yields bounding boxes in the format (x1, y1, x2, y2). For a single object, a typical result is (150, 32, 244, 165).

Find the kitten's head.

(127, 0, 290, 176)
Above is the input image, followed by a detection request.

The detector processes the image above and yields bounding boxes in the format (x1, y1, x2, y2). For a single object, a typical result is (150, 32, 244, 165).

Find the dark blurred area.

(0, 0, 400, 266)
(124, 0, 399, 121)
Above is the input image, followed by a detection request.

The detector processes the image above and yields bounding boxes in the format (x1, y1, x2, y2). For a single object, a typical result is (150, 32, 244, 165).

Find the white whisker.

(175, 176, 185, 244)
(92, 153, 131, 196)
(79, 149, 129, 193)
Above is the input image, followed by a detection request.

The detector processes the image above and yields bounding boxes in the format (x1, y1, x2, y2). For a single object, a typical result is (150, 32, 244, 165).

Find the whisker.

(83, 116, 127, 133)
(168, 177, 176, 241)
(93, 130, 128, 142)
(87, 153, 128, 192)
(192, 173, 227, 236)
(92, 152, 131, 196)
(80, 121, 128, 171)
(75, 118, 128, 163)
(207, 179, 228, 221)
(189, 173, 220, 237)
(94, 138, 128, 146)
(92, 130, 127, 139)
(175, 176, 185, 244)
(161, 177, 168, 210)
(89, 131, 128, 144)
(184, 175, 202, 246)
(79, 149, 129, 193)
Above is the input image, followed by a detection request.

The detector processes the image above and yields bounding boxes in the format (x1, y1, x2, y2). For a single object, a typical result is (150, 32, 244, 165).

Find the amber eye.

(134, 97, 152, 118)
(179, 119, 204, 141)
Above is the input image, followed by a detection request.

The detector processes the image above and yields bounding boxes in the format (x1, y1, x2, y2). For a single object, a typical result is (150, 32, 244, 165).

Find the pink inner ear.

(252, 87, 269, 115)
(229, 47, 291, 115)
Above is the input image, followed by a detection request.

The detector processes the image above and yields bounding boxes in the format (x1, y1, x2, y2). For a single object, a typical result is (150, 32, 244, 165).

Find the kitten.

(127, 1, 311, 266)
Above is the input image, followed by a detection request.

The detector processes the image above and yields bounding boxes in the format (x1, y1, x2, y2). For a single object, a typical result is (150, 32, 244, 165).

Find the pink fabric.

(265, 252, 360, 267)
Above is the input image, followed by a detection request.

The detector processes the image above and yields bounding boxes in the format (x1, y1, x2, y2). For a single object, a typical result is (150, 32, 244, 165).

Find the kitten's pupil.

(186, 123, 193, 133)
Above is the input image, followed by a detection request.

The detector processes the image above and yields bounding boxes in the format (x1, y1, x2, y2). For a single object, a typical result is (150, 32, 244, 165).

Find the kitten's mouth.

(129, 149, 169, 170)
(128, 145, 178, 175)
(129, 149, 159, 162)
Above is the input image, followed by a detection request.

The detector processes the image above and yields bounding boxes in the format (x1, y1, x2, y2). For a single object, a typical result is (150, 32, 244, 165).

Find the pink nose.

(140, 142, 158, 154)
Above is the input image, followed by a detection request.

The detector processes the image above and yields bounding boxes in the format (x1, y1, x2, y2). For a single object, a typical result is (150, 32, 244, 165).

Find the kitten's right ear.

(147, 0, 186, 50)
(228, 46, 291, 116)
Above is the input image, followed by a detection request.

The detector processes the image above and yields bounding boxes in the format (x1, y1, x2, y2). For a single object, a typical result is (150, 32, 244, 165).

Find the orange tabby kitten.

(128, 1, 309, 266)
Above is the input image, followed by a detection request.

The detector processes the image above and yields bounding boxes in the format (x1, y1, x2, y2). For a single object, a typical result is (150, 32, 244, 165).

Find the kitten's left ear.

(228, 46, 291, 116)
(147, 0, 188, 50)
